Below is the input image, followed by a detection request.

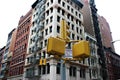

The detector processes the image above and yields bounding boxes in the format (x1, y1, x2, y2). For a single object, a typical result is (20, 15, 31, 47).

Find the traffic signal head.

(39, 59, 46, 65)
(47, 37, 66, 56)
(72, 40, 90, 58)
(60, 20, 70, 42)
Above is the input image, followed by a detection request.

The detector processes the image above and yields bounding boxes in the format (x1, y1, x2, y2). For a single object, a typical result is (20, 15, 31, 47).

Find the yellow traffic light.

(39, 59, 47, 65)
(39, 59, 43, 65)
(47, 37, 66, 56)
(43, 59, 46, 65)
(60, 20, 70, 42)
(72, 40, 90, 58)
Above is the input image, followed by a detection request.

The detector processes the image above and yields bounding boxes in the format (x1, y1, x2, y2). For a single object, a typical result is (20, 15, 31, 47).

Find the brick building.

(8, 9, 32, 80)
(98, 15, 120, 80)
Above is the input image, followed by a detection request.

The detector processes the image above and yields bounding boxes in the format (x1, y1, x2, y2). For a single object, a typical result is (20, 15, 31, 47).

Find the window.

(79, 14, 81, 18)
(47, 2, 49, 7)
(83, 59, 85, 64)
(50, 7, 53, 13)
(57, 16, 60, 22)
(46, 10, 49, 16)
(62, 10, 65, 16)
(71, 16, 74, 21)
(72, 33, 75, 40)
(57, 25, 60, 33)
(80, 29, 82, 34)
(80, 68, 86, 78)
(76, 27, 79, 33)
(56, 63, 61, 74)
(50, 16, 53, 22)
(51, 0, 53, 3)
(75, 11, 78, 16)
(68, 43, 71, 48)
(46, 19, 49, 25)
(47, 63, 50, 74)
(72, 24, 74, 30)
(77, 36, 79, 40)
(49, 26, 52, 33)
(45, 39, 47, 47)
(69, 66, 76, 77)
(67, 5, 70, 10)
(76, 19, 78, 25)
(62, 2, 65, 7)
(79, 21, 81, 26)
(71, 8, 74, 13)
(68, 22, 70, 26)
(58, 0, 61, 4)
(45, 29, 48, 35)
(42, 66, 46, 74)
(67, 14, 70, 19)
(57, 7, 61, 13)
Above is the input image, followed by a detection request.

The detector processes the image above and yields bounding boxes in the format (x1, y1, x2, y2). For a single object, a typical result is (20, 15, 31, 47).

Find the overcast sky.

(0, 0, 120, 55)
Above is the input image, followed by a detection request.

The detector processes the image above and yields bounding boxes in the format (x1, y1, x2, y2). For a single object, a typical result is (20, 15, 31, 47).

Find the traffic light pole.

(61, 59, 66, 80)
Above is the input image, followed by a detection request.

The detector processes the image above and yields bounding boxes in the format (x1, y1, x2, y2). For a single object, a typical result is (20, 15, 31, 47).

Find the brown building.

(98, 15, 120, 80)
(81, 0, 95, 37)
(98, 15, 114, 50)
(8, 9, 32, 80)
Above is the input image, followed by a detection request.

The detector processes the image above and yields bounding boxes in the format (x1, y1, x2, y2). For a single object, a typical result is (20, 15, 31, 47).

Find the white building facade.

(24, 0, 98, 80)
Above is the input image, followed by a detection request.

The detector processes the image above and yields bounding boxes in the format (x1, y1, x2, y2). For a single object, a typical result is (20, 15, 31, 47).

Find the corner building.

(25, 0, 91, 80)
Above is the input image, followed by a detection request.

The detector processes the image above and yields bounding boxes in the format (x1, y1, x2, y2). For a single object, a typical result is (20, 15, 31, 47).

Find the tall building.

(98, 15, 114, 50)
(81, 0, 100, 80)
(8, 9, 32, 80)
(24, 0, 92, 80)
(98, 15, 120, 80)
(0, 28, 16, 80)
(89, 0, 108, 80)
(81, 0, 95, 37)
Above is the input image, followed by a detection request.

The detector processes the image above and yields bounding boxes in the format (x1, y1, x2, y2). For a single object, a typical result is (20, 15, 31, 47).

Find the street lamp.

(111, 39, 120, 54)
(111, 39, 120, 43)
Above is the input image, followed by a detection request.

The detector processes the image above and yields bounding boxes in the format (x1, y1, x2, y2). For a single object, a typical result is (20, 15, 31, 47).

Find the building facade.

(0, 46, 5, 80)
(8, 10, 32, 80)
(85, 33, 100, 80)
(89, 0, 108, 80)
(0, 28, 16, 80)
(98, 15, 114, 50)
(105, 48, 120, 80)
(24, 0, 93, 80)
(81, 0, 95, 37)
(98, 15, 120, 80)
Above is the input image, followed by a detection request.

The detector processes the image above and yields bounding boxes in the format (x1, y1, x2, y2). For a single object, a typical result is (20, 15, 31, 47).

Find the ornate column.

(50, 59, 57, 80)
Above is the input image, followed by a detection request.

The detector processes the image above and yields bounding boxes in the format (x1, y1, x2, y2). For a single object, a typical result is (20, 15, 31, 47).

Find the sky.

(0, 0, 120, 55)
